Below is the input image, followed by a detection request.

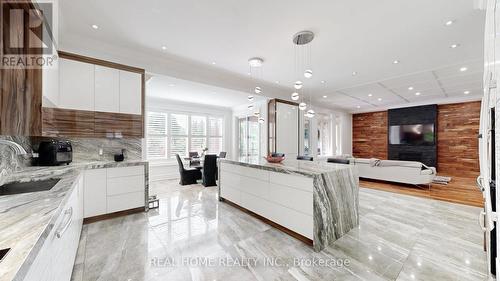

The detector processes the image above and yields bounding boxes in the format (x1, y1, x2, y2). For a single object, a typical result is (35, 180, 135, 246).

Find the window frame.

(146, 110, 224, 161)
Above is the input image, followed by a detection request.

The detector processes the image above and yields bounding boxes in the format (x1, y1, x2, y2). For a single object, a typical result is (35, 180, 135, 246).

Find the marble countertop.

(0, 160, 148, 281)
(219, 158, 353, 178)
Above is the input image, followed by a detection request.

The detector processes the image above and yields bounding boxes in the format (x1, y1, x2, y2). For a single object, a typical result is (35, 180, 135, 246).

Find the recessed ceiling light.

(161, 46, 167, 50)
(378, 98, 382, 101)
(168, 84, 175, 87)
(393, 60, 400, 64)
(247, 72, 251, 75)
(368, 93, 373, 97)
(91, 24, 99, 29)
(321, 80, 326, 84)
(450, 44, 460, 49)
(460, 66, 468, 72)
(248, 57, 264, 67)
(464, 90, 470, 95)
(352, 71, 357, 76)
(445, 20, 455, 26)
(408, 86, 414, 90)
(415, 92, 421, 96)
(323, 95, 327, 98)
(211, 62, 216, 65)
(275, 81, 280, 84)
(356, 105, 361, 109)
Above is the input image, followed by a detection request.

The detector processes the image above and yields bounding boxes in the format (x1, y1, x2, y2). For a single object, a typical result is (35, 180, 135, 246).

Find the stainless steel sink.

(0, 178, 61, 196)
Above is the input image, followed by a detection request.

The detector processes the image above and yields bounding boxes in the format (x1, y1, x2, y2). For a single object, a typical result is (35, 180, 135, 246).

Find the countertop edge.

(8, 161, 148, 281)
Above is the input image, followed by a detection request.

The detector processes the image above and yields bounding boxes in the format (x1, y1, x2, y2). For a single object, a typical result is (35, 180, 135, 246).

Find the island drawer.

(269, 172, 313, 192)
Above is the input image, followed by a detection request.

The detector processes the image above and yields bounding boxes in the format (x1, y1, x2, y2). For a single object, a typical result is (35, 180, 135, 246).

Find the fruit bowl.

(265, 155, 285, 163)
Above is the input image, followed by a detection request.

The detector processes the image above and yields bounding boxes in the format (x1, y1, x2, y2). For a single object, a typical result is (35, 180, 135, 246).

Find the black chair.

(189, 152, 199, 158)
(327, 158, 350, 164)
(176, 154, 202, 185)
(271, 153, 285, 157)
(218, 151, 227, 158)
(202, 154, 218, 187)
(297, 155, 314, 161)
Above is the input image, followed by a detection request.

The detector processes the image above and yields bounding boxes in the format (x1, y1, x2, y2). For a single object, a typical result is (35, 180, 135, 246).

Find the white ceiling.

(59, 0, 485, 112)
(147, 75, 264, 108)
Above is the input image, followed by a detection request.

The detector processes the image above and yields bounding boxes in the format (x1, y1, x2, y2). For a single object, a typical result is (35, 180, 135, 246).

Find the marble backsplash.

(0, 136, 143, 185)
(0, 136, 32, 186)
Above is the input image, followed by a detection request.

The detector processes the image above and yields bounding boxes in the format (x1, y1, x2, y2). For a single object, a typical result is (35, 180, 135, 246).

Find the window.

(146, 111, 224, 160)
(146, 112, 167, 159)
(238, 116, 259, 162)
(317, 113, 332, 156)
(169, 114, 188, 158)
(208, 117, 223, 154)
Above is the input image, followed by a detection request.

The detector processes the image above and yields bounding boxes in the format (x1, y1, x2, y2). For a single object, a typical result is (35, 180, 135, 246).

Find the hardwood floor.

(360, 176, 484, 207)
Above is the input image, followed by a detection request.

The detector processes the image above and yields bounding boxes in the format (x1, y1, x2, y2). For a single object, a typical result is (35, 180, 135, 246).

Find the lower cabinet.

(83, 165, 146, 219)
(23, 175, 84, 281)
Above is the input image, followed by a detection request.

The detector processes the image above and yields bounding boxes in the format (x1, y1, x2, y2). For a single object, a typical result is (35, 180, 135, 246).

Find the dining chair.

(176, 154, 202, 185)
(297, 155, 314, 161)
(202, 154, 218, 187)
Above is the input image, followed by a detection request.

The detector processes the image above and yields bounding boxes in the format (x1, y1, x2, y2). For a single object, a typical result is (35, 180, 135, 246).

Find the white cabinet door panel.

(220, 185, 240, 204)
(59, 58, 94, 111)
(107, 175, 145, 196)
(83, 169, 107, 218)
(107, 192, 144, 213)
(94, 65, 119, 113)
(107, 165, 144, 178)
(269, 204, 313, 239)
(119, 71, 142, 114)
(268, 183, 313, 216)
(269, 171, 313, 192)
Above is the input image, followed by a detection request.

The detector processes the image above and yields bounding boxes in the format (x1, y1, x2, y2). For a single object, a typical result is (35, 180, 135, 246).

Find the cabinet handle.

(479, 210, 486, 232)
(56, 207, 73, 238)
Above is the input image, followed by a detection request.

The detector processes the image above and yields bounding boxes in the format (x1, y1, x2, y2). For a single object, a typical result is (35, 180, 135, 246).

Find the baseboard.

(83, 207, 144, 224)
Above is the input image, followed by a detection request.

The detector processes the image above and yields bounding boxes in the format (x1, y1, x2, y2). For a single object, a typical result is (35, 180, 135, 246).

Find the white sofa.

(353, 158, 436, 185)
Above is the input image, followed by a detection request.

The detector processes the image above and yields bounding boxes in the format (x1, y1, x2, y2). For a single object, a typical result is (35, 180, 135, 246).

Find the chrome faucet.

(0, 140, 29, 156)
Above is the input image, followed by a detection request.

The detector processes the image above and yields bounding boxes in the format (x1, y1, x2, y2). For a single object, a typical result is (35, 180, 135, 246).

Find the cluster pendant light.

(291, 31, 315, 117)
(248, 57, 265, 124)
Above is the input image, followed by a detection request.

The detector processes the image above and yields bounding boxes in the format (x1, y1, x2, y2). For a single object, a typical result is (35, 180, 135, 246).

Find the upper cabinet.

(41, 51, 145, 138)
(119, 70, 142, 114)
(59, 59, 95, 111)
(95, 65, 120, 113)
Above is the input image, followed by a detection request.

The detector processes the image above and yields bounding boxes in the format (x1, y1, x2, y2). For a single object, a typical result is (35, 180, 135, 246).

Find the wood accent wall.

(352, 101, 481, 178)
(437, 101, 480, 178)
(352, 111, 388, 159)
(0, 1, 42, 135)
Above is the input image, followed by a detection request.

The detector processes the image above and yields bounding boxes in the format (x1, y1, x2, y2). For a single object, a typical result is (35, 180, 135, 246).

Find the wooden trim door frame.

(267, 98, 300, 156)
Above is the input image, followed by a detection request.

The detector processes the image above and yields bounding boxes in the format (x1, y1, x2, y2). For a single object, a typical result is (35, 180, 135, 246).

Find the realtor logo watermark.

(1, 0, 58, 69)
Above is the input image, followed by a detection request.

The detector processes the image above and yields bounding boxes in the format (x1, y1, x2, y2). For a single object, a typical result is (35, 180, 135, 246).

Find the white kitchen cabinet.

(83, 169, 107, 218)
(94, 65, 120, 113)
(83, 166, 145, 219)
(119, 70, 142, 115)
(23, 175, 83, 281)
(59, 58, 95, 111)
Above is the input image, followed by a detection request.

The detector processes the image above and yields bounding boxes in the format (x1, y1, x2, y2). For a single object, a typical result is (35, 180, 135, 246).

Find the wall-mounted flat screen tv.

(389, 124, 435, 145)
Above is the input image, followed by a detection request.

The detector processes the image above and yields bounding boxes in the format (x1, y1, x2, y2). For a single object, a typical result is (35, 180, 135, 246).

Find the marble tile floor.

(71, 180, 488, 281)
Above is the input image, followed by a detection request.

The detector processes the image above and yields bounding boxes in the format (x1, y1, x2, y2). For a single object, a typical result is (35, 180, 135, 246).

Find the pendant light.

(299, 102, 307, 111)
(291, 92, 299, 101)
(247, 95, 254, 102)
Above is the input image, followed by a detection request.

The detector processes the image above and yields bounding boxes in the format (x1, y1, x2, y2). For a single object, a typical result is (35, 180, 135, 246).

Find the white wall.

(146, 97, 233, 181)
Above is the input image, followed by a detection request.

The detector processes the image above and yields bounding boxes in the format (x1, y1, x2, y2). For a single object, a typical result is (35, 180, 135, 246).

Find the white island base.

(218, 159, 359, 252)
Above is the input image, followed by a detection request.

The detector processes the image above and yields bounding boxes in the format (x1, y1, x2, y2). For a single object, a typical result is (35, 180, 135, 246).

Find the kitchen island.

(218, 158, 359, 252)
